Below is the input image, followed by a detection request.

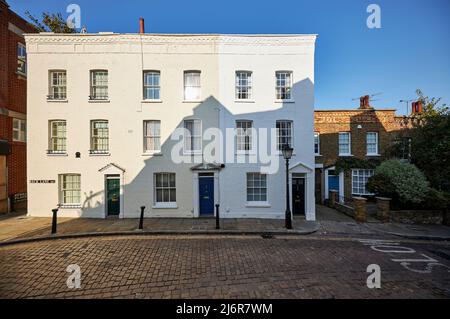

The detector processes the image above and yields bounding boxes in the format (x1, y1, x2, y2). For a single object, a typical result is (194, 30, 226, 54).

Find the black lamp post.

(282, 145, 294, 229)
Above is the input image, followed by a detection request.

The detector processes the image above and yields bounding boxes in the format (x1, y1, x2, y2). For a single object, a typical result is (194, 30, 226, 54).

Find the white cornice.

(24, 33, 317, 46)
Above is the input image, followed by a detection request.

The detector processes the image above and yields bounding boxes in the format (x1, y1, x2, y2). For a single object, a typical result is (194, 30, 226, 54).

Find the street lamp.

(282, 145, 294, 229)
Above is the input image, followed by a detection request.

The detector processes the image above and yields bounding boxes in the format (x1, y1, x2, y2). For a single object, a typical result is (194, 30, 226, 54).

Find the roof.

(314, 108, 397, 112)
(26, 33, 318, 37)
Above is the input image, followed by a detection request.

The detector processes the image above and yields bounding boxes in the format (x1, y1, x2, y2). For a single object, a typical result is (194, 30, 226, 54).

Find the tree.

(410, 89, 450, 192)
(25, 11, 76, 33)
(367, 160, 429, 204)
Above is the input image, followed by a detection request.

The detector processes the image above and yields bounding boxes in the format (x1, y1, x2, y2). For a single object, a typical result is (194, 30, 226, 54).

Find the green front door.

(106, 177, 120, 216)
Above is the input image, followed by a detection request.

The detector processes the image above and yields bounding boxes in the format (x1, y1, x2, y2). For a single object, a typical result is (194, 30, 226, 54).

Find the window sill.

(236, 151, 257, 156)
(235, 100, 255, 103)
(245, 202, 271, 208)
(142, 152, 162, 156)
(366, 153, 381, 157)
(47, 99, 68, 103)
(183, 151, 202, 156)
(47, 152, 68, 156)
(152, 203, 178, 209)
(142, 99, 162, 103)
(89, 152, 110, 156)
(339, 154, 353, 157)
(58, 204, 81, 209)
(88, 99, 110, 103)
(275, 99, 295, 103)
(182, 100, 203, 103)
(315, 154, 322, 157)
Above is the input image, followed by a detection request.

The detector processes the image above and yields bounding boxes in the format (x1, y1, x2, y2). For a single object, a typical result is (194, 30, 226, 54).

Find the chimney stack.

(411, 101, 423, 114)
(359, 95, 371, 109)
(139, 17, 145, 34)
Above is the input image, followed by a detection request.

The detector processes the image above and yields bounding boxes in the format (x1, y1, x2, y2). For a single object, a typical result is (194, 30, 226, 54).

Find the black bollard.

(51, 208, 58, 234)
(215, 204, 220, 229)
(139, 206, 145, 230)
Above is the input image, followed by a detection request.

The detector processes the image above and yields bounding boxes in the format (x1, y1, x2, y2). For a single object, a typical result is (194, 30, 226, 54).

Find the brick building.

(0, 0, 36, 212)
(314, 96, 414, 203)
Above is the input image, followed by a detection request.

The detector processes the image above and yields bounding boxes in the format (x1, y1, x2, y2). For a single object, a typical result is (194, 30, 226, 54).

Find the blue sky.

(8, 0, 450, 114)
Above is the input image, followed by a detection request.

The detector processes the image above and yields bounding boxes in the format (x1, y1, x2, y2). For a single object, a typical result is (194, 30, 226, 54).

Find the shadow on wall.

(76, 78, 314, 218)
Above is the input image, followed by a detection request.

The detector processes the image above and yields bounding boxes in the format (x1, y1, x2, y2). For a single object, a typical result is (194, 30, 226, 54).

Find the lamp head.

(282, 145, 294, 160)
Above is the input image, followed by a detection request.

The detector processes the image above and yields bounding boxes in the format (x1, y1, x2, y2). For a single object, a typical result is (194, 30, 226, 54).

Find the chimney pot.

(412, 101, 423, 114)
(359, 95, 371, 109)
(139, 17, 145, 34)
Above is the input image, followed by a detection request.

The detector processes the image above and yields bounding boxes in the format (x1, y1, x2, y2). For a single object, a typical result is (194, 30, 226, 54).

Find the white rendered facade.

(25, 33, 317, 221)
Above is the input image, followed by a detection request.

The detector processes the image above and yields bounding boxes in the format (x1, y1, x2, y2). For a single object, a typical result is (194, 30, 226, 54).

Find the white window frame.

(90, 70, 108, 100)
(59, 174, 81, 206)
(90, 120, 109, 153)
(352, 169, 375, 196)
(338, 132, 351, 156)
(235, 71, 252, 100)
(246, 173, 268, 203)
(12, 118, 26, 142)
(183, 119, 202, 154)
(314, 132, 320, 155)
(276, 120, 293, 151)
(183, 71, 201, 101)
(154, 173, 176, 206)
(17, 43, 26, 75)
(366, 132, 379, 155)
(236, 120, 253, 153)
(48, 70, 67, 100)
(49, 120, 67, 153)
(143, 120, 161, 153)
(275, 71, 292, 101)
(143, 71, 160, 100)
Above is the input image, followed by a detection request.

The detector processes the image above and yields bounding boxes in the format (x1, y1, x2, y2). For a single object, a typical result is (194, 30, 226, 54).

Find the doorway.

(292, 177, 306, 215)
(106, 175, 120, 216)
(199, 173, 214, 216)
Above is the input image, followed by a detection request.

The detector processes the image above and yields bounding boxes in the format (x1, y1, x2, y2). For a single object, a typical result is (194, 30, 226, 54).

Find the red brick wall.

(0, 1, 36, 202)
(314, 108, 412, 200)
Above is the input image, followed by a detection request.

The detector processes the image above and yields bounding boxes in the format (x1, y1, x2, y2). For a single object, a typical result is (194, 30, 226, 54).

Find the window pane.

(235, 71, 252, 100)
(276, 121, 292, 150)
(247, 173, 267, 202)
(143, 71, 160, 100)
(184, 72, 201, 100)
(339, 133, 350, 154)
(184, 120, 201, 152)
(275, 72, 292, 100)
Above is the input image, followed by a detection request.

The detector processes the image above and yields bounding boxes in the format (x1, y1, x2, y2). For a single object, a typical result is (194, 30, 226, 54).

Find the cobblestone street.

(0, 234, 449, 299)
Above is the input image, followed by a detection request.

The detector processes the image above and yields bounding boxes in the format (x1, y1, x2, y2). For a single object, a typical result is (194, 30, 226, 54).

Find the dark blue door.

(199, 177, 214, 216)
(328, 175, 340, 193)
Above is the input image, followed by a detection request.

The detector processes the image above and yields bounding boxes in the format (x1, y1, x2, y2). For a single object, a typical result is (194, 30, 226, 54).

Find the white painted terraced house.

(25, 33, 317, 221)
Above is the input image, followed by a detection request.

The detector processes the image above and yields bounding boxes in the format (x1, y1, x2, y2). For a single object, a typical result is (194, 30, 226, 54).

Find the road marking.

(359, 239, 450, 274)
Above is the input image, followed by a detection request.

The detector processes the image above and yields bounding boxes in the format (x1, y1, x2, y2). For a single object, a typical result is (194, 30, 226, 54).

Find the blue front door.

(328, 175, 340, 193)
(199, 177, 214, 216)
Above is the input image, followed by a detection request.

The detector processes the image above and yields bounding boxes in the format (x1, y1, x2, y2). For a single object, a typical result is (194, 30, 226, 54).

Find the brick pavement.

(0, 235, 449, 299)
(0, 213, 316, 242)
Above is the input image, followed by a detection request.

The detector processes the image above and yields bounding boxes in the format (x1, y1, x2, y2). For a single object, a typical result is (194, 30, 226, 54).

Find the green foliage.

(410, 89, 450, 192)
(367, 173, 396, 198)
(334, 157, 379, 174)
(420, 189, 450, 210)
(371, 160, 429, 204)
(25, 11, 76, 33)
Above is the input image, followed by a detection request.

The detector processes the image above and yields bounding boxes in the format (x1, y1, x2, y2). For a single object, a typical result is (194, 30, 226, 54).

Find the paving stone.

(0, 235, 449, 299)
